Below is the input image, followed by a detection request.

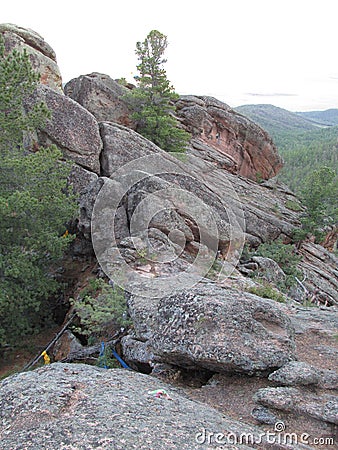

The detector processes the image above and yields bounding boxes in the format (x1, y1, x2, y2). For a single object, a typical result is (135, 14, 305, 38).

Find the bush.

(248, 282, 286, 303)
(70, 279, 131, 341)
(254, 239, 302, 289)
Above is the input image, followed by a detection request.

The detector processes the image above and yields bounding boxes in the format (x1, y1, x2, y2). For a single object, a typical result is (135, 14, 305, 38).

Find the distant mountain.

(235, 104, 322, 135)
(235, 104, 338, 193)
(296, 109, 338, 127)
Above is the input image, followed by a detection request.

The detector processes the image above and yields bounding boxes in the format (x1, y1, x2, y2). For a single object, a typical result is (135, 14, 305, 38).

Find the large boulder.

(1, 363, 277, 450)
(26, 84, 103, 173)
(0, 23, 62, 92)
(64, 72, 133, 127)
(176, 95, 283, 181)
(126, 282, 296, 375)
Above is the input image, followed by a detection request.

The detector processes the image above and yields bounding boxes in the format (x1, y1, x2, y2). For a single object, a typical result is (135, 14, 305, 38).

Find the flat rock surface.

(0, 363, 291, 450)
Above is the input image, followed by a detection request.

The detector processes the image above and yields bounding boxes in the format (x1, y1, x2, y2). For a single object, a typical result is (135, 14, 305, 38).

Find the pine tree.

(300, 166, 337, 241)
(127, 30, 189, 153)
(0, 37, 49, 153)
(0, 36, 77, 345)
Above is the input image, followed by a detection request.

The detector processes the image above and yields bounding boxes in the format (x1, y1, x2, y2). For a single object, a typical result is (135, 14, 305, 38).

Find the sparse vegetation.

(253, 239, 302, 290)
(205, 258, 223, 280)
(247, 282, 286, 303)
(285, 199, 303, 212)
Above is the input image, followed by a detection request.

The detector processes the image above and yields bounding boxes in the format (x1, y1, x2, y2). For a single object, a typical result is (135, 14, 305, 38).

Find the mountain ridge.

(235, 103, 333, 134)
(296, 108, 338, 127)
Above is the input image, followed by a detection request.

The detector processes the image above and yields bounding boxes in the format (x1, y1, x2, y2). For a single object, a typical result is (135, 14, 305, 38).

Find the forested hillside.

(275, 126, 338, 191)
(235, 104, 321, 134)
(297, 108, 338, 127)
(235, 104, 338, 194)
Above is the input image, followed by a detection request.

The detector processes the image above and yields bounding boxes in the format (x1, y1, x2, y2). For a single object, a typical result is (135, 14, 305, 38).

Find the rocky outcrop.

(268, 361, 338, 390)
(65, 72, 133, 127)
(254, 387, 338, 425)
(97, 121, 300, 247)
(0, 23, 62, 91)
(63, 73, 282, 181)
(26, 84, 102, 173)
(175, 95, 283, 181)
(249, 303, 338, 428)
(298, 242, 338, 306)
(99, 122, 160, 177)
(125, 282, 295, 375)
(1, 363, 287, 450)
(239, 256, 287, 283)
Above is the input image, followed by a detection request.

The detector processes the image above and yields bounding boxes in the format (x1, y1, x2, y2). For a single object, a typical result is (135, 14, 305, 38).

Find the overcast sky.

(2, 0, 338, 111)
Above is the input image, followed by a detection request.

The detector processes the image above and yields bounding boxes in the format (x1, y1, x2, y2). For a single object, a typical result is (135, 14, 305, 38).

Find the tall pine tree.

(127, 30, 189, 153)
(0, 36, 77, 345)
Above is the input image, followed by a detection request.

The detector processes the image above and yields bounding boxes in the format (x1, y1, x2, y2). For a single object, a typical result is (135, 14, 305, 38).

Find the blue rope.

(98, 341, 131, 370)
(111, 348, 131, 370)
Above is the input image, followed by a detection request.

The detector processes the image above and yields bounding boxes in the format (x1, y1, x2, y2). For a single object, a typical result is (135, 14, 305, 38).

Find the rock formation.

(1, 24, 337, 450)
(124, 282, 295, 375)
(0, 363, 311, 450)
(65, 72, 133, 127)
(64, 73, 283, 181)
(26, 84, 102, 173)
(176, 95, 284, 181)
(0, 23, 62, 92)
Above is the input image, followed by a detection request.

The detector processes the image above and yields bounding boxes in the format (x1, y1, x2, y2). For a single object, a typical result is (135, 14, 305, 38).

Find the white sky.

(2, 0, 338, 111)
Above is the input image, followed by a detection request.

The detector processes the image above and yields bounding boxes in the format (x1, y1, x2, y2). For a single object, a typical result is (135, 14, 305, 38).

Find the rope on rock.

(99, 341, 131, 370)
(22, 313, 76, 372)
(111, 347, 131, 370)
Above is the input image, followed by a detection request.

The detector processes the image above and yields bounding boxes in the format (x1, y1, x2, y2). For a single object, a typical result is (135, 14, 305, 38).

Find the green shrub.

(97, 345, 120, 369)
(285, 199, 303, 212)
(70, 279, 131, 340)
(254, 239, 302, 289)
(248, 282, 286, 303)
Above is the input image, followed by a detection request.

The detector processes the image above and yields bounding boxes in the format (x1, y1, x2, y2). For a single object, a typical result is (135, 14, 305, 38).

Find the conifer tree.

(127, 30, 189, 153)
(298, 166, 337, 241)
(0, 36, 77, 345)
(0, 37, 49, 153)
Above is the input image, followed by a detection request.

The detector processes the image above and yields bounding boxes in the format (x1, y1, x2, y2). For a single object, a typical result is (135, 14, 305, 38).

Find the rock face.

(0, 23, 62, 91)
(97, 121, 300, 246)
(126, 282, 295, 375)
(0, 363, 275, 450)
(26, 84, 102, 173)
(175, 95, 283, 181)
(99, 122, 160, 177)
(254, 387, 338, 425)
(65, 72, 132, 127)
(63, 73, 282, 181)
(298, 241, 338, 306)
